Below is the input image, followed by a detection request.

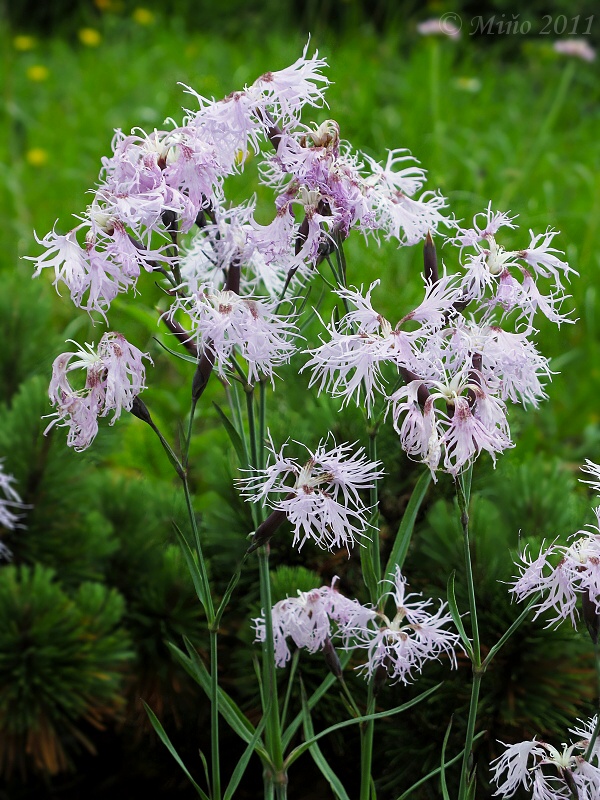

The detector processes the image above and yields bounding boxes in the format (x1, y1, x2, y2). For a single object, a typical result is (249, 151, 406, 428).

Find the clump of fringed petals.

(46, 333, 151, 451)
(237, 436, 383, 552)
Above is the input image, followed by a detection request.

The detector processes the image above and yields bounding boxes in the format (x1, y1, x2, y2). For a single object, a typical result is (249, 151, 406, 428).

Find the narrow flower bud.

(423, 230, 438, 285)
(247, 504, 291, 553)
(130, 396, 153, 425)
(582, 590, 600, 644)
(192, 348, 215, 403)
(322, 636, 343, 679)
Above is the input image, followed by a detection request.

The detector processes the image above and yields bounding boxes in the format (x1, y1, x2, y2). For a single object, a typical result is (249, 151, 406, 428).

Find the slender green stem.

(458, 670, 482, 800)
(368, 428, 381, 589)
(339, 677, 362, 719)
(359, 685, 376, 800)
(147, 415, 220, 798)
(183, 397, 198, 469)
(280, 650, 300, 732)
(246, 386, 259, 472)
(482, 593, 541, 669)
(258, 546, 286, 796)
(259, 378, 268, 471)
(209, 629, 221, 800)
(456, 474, 482, 800)
(585, 640, 600, 761)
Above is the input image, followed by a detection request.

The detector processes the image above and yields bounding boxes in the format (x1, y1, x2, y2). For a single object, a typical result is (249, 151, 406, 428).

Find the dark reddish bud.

(398, 367, 431, 408)
(130, 396, 153, 425)
(582, 590, 600, 644)
(373, 659, 389, 697)
(424, 231, 439, 285)
(192, 348, 216, 403)
(322, 637, 343, 679)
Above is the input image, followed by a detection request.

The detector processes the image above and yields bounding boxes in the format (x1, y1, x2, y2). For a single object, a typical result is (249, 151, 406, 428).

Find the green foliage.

(0, 564, 131, 776)
(375, 457, 595, 799)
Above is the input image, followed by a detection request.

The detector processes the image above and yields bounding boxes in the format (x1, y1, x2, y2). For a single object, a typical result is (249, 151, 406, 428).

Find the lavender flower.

(46, 333, 151, 451)
(171, 288, 299, 384)
(237, 436, 383, 551)
(302, 278, 461, 415)
(491, 719, 600, 799)
(451, 204, 576, 327)
(554, 39, 596, 62)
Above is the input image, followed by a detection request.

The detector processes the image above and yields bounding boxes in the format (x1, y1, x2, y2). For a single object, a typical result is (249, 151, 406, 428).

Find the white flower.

(337, 566, 461, 683)
(237, 436, 383, 552)
(171, 288, 299, 384)
(491, 722, 600, 799)
(0, 460, 28, 559)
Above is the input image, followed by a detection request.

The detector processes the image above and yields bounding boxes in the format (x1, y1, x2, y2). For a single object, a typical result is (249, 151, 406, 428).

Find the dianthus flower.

(450, 203, 576, 327)
(253, 579, 373, 667)
(491, 719, 600, 799)
(336, 566, 461, 684)
(389, 358, 513, 479)
(302, 277, 461, 414)
(170, 288, 299, 384)
(261, 122, 448, 258)
(180, 199, 303, 298)
(237, 436, 383, 551)
(0, 460, 28, 559)
(509, 461, 600, 627)
(46, 333, 151, 451)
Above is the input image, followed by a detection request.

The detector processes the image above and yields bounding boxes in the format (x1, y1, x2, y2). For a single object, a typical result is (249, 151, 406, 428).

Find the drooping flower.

(491, 720, 600, 799)
(389, 359, 513, 479)
(336, 566, 461, 684)
(253, 579, 374, 667)
(46, 333, 151, 451)
(237, 436, 383, 551)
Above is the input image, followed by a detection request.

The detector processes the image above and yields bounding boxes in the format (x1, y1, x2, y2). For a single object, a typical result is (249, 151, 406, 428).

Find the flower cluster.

(46, 333, 151, 451)
(510, 460, 600, 628)
(303, 207, 572, 479)
(255, 567, 460, 683)
(491, 717, 600, 799)
(237, 436, 383, 552)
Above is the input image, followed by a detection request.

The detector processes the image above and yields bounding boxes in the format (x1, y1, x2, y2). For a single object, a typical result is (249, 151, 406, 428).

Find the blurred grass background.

(1, 0, 600, 798)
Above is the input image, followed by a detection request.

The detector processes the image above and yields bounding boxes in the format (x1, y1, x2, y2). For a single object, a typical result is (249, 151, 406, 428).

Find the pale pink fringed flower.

(491, 719, 600, 799)
(253, 579, 373, 667)
(337, 566, 461, 683)
(510, 461, 600, 627)
(46, 333, 151, 451)
(237, 436, 383, 551)
(256, 567, 460, 683)
(0, 461, 28, 560)
(171, 288, 299, 384)
(451, 204, 576, 327)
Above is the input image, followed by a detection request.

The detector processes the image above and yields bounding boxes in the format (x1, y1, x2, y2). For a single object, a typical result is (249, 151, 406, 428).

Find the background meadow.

(1, 1, 600, 797)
